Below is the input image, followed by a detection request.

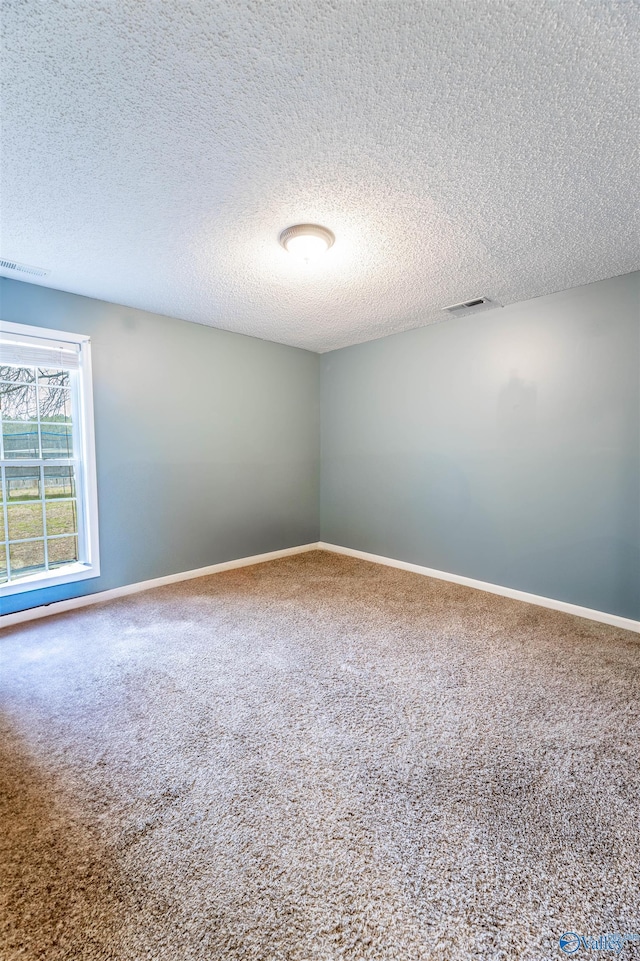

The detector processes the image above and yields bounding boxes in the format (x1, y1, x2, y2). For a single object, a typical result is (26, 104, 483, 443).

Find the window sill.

(0, 562, 100, 597)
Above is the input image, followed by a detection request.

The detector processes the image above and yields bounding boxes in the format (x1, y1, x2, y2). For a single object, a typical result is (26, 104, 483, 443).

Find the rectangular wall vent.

(0, 258, 50, 278)
(442, 297, 501, 318)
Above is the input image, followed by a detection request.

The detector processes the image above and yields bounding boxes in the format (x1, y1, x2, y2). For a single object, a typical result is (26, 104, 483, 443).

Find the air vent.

(0, 258, 50, 278)
(442, 297, 501, 318)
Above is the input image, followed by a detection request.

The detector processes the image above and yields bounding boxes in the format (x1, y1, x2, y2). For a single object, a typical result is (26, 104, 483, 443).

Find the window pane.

(46, 499, 77, 536)
(0, 382, 37, 420)
(6, 466, 41, 500)
(7, 502, 44, 540)
(39, 387, 72, 421)
(9, 539, 45, 578)
(0, 366, 35, 383)
(2, 421, 40, 458)
(38, 369, 70, 387)
(44, 466, 76, 499)
(48, 535, 79, 569)
(0, 544, 6, 583)
(41, 422, 73, 459)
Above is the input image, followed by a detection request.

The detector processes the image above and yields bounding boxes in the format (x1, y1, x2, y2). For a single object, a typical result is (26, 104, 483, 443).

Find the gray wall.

(1, 278, 320, 616)
(321, 272, 640, 620)
(3, 272, 638, 621)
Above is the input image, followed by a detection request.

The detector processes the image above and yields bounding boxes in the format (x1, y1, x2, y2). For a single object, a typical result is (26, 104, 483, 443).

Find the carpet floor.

(1, 550, 639, 961)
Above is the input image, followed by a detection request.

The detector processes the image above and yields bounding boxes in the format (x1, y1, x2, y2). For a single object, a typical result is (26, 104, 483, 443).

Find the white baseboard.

(3, 540, 638, 635)
(0, 543, 320, 630)
(319, 542, 640, 634)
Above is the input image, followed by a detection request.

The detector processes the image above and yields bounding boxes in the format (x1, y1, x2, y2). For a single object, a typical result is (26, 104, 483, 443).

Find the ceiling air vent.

(0, 258, 50, 278)
(442, 297, 501, 319)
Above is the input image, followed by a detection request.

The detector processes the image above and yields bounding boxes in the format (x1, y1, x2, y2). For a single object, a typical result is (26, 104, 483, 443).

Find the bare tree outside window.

(0, 366, 70, 418)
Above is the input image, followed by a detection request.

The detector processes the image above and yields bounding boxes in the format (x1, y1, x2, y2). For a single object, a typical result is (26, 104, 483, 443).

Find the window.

(0, 321, 99, 595)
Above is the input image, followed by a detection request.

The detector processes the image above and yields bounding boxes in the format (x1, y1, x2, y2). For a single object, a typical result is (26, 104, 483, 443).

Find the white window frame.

(0, 320, 100, 596)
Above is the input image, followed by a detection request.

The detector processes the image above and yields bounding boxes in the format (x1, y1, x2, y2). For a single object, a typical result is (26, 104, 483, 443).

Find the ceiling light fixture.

(279, 223, 335, 262)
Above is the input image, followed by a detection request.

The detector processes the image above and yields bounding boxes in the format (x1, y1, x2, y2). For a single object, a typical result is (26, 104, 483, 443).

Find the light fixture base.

(279, 223, 335, 259)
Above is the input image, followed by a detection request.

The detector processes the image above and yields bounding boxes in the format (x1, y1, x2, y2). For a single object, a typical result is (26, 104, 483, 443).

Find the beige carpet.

(1, 550, 639, 961)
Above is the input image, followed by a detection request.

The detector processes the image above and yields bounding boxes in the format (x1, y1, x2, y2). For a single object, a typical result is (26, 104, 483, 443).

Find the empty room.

(1, 1, 638, 959)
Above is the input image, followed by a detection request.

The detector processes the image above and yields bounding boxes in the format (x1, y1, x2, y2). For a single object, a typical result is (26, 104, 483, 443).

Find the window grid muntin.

(35, 373, 50, 572)
(4, 532, 79, 544)
(6, 500, 78, 541)
(8, 536, 79, 580)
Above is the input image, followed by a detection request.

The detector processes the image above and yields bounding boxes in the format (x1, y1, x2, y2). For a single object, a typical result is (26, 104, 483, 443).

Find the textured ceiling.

(1, 1, 638, 352)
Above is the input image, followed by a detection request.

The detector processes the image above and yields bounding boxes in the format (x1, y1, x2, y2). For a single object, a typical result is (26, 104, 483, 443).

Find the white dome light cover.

(279, 223, 335, 261)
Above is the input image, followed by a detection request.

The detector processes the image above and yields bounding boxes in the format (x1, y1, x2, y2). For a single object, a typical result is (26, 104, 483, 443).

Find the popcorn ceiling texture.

(2, 0, 638, 351)
(1, 552, 639, 960)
